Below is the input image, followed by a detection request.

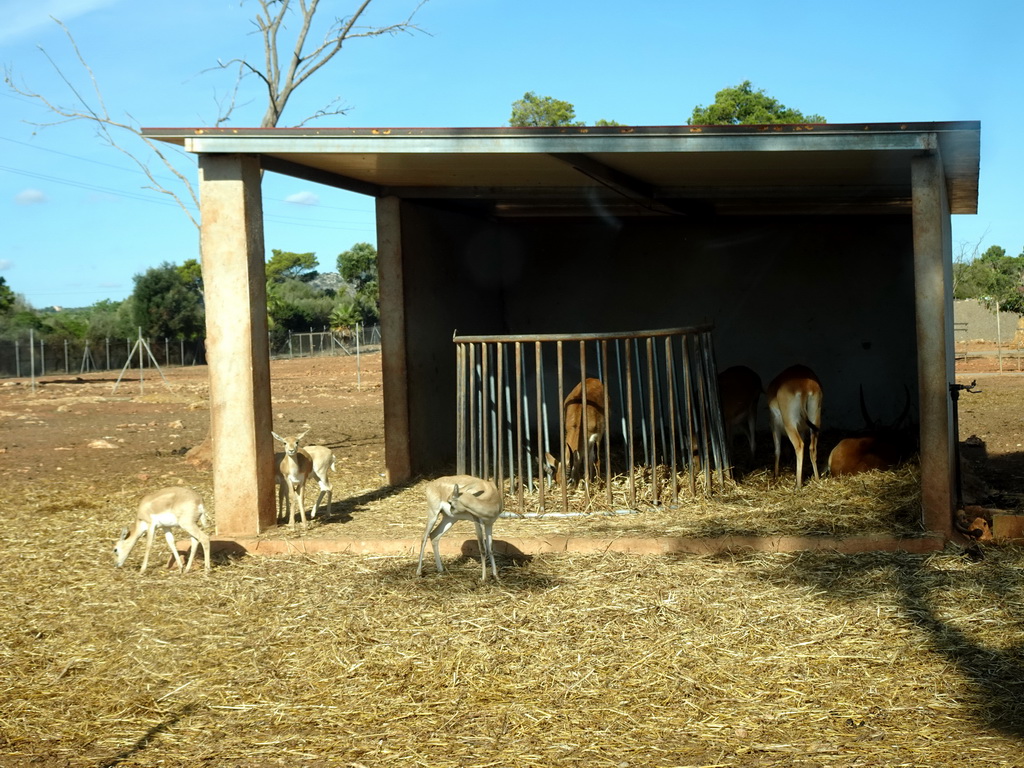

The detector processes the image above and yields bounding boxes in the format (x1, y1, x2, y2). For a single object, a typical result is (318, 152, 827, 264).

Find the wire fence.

(0, 324, 381, 380)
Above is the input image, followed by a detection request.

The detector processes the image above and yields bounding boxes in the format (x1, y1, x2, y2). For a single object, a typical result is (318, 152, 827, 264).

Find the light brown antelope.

(544, 377, 606, 489)
(272, 430, 313, 528)
(767, 365, 823, 489)
(828, 386, 915, 477)
(114, 487, 210, 574)
(302, 444, 336, 518)
(718, 365, 762, 461)
(417, 475, 503, 581)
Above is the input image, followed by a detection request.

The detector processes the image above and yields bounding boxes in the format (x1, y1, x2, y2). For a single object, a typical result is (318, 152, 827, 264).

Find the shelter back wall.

(399, 204, 917, 474)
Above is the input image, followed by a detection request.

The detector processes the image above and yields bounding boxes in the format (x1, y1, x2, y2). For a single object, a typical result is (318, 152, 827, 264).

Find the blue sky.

(1, 0, 1020, 309)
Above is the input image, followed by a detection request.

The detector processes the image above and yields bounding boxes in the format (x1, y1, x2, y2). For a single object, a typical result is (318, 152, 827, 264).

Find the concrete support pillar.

(198, 154, 276, 535)
(376, 195, 412, 484)
(911, 152, 956, 537)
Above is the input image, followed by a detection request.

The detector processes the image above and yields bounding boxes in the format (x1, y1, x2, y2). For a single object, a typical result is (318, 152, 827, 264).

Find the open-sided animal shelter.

(144, 121, 980, 545)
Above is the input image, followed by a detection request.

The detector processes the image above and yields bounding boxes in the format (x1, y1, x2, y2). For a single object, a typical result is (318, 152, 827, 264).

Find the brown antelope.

(114, 487, 210, 574)
(828, 386, 915, 477)
(767, 365, 823, 489)
(302, 444, 336, 518)
(417, 475, 504, 581)
(272, 430, 314, 528)
(544, 377, 606, 489)
(718, 365, 762, 461)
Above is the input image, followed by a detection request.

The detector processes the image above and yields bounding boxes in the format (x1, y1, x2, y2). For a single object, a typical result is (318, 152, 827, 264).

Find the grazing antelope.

(302, 444, 336, 518)
(767, 365, 823, 489)
(417, 475, 503, 582)
(828, 386, 915, 477)
(272, 430, 314, 528)
(544, 377, 606, 489)
(114, 487, 210, 574)
(718, 365, 762, 461)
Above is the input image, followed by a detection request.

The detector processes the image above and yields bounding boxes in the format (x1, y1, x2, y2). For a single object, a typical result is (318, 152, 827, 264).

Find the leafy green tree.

(337, 242, 380, 324)
(130, 262, 205, 339)
(0, 277, 15, 315)
(267, 250, 319, 283)
(266, 278, 337, 343)
(954, 245, 1024, 313)
(85, 299, 135, 340)
(178, 259, 204, 293)
(509, 92, 583, 127)
(688, 81, 826, 125)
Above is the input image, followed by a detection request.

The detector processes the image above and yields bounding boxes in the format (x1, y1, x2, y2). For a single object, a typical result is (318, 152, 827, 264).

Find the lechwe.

(718, 365, 762, 462)
(417, 475, 503, 582)
(302, 444, 336, 518)
(272, 430, 313, 528)
(544, 377, 607, 489)
(767, 364, 823, 489)
(828, 386, 915, 477)
(114, 487, 210, 574)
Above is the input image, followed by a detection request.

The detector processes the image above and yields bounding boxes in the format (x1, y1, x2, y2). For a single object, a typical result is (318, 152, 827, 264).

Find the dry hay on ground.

(263, 462, 925, 543)
(6, 480, 1024, 767)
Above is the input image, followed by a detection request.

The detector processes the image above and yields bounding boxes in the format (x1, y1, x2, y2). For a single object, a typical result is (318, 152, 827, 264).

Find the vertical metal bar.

(601, 339, 613, 506)
(646, 336, 658, 505)
(578, 340, 591, 496)
(665, 335, 678, 505)
(456, 342, 466, 474)
(535, 341, 546, 511)
(681, 334, 696, 496)
(624, 338, 636, 508)
(495, 342, 504, 490)
(556, 341, 567, 513)
(468, 343, 478, 477)
(514, 341, 524, 512)
(702, 331, 728, 489)
(634, 338, 650, 468)
(481, 343, 490, 481)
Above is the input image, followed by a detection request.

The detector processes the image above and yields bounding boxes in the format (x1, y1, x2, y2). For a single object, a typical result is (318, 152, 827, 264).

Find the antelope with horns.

(544, 377, 606, 489)
(417, 475, 504, 582)
(828, 385, 915, 477)
(767, 365, 823, 489)
(718, 365, 763, 462)
(272, 430, 313, 528)
(114, 486, 210, 574)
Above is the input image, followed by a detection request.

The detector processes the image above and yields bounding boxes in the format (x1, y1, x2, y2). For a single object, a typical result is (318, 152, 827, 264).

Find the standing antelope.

(114, 486, 210, 574)
(302, 444, 336, 518)
(767, 365, 823, 489)
(417, 475, 503, 582)
(718, 365, 762, 461)
(273, 430, 313, 528)
(544, 377, 606, 489)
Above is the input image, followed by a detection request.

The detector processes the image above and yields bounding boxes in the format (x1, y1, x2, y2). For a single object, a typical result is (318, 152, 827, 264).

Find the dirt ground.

(4, 350, 1024, 767)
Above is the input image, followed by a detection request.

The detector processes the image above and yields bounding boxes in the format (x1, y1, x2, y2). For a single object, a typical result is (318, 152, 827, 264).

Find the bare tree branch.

(4, 19, 201, 228)
(3, 1, 429, 232)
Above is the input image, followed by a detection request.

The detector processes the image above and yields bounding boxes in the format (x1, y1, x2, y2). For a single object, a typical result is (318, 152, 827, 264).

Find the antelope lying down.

(767, 364, 823, 489)
(417, 475, 503, 582)
(828, 386, 915, 477)
(114, 486, 210, 574)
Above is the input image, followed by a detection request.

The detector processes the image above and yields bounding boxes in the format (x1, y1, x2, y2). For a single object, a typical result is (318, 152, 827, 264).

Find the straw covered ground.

(2, 353, 1023, 766)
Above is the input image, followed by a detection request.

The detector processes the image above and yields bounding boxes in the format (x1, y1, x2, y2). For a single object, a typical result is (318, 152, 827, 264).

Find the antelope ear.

(271, 432, 283, 442)
(118, 526, 129, 541)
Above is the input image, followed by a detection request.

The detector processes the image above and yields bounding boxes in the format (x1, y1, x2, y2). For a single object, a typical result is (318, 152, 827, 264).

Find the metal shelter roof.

(144, 121, 980, 218)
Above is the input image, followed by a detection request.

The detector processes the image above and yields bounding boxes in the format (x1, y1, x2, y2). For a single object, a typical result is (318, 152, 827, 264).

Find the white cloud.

(285, 191, 320, 206)
(0, 1, 121, 44)
(0, 260, 12, 271)
(15, 188, 48, 205)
